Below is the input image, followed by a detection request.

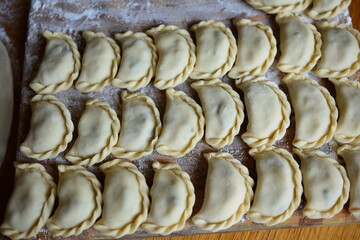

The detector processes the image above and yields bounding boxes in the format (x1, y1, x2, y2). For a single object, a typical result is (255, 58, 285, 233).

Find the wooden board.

(15, 0, 360, 239)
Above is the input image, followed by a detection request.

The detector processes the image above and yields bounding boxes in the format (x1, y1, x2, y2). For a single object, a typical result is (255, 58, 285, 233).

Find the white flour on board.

(17, 0, 356, 237)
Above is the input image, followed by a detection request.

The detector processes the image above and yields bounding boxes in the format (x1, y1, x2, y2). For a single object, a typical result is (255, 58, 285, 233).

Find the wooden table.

(0, 1, 359, 240)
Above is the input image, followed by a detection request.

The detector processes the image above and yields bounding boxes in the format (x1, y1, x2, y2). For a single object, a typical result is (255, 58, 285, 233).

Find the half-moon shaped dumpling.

(156, 88, 204, 158)
(338, 145, 360, 218)
(192, 152, 254, 231)
(244, 0, 311, 14)
(0, 163, 56, 240)
(146, 25, 196, 90)
(314, 22, 360, 78)
(30, 31, 80, 94)
(283, 74, 338, 149)
(191, 79, 244, 148)
(76, 31, 120, 92)
(66, 98, 120, 165)
(236, 77, 290, 147)
(190, 20, 236, 79)
(112, 92, 161, 160)
(307, 0, 351, 19)
(142, 161, 195, 235)
(20, 95, 74, 160)
(329, 78, 360, 145)
(112, 31, 157, 91)
(275, 13, 322, 74)
(228, 18, 276, 78)
(294, 148, 349, 219)
(94, 159, 150, 238)
(248, 146, 302, 226)
(46, 165, 102, 237)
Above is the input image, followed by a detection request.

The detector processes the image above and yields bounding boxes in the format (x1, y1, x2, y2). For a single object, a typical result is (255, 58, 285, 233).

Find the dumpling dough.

(30, 31, 80, 94)
(156, 88, 204, 158)
(191, 79, 244, 148)
(228, 18, 276, 78)
(307, 0, 351, 19)
(46, 165, 102, 237)
(283, 74, 338, 149)
(76, 31, 120, 92)
(294, 148, 349, 219)
(66, 98, 120, 165)
(248, 146, 302, 226)
(112, 92, 161, 160)
(190, 20, 236, 79)
(329, 78, 360, 144)
(94, 159, 149, 238)
(276, 13, 322, 74)
(20, 95, 74, 160)
(112, 31, 157, 91)
(237, 77, 291, 147)
(338, 145, 360, 218)
(0, 163, 56, 240)
(314, 22, 360, 78)
(146, 25, 196, 90)
(192, 152, 254, 231)
(142, 161, 195, 235)
(244, 0, 311, 14)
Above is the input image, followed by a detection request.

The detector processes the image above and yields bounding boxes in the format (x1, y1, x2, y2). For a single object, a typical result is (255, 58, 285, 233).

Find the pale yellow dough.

(94, 159, 150, 238)
(20, 95, 74, 160)
(66, 98, 120, 165)
(142, 161, 195, 235)
(112, 31, 157, 91)
(190, 20, 236, 79)
(30, 31, 80, 94)
(46, 165, 102, 237)
(248, 146, 302, 226)
(307, 0, 351, 19)
(228, 18, 276, 78)
(0, 163, 56, 240)
(192, 152, 254, 232)
(156, 88, 204, 158)
(146, 25, 196, 90)
(112, 92, 161, 160)
(76, 31, 120, 92)
(245, 0, 311, 14)
(338, 145, 360, 218)
(294, 148, 349, 219)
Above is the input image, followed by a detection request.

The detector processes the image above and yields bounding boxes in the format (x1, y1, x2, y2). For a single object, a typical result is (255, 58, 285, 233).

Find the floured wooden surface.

(17, 0, 360, 239)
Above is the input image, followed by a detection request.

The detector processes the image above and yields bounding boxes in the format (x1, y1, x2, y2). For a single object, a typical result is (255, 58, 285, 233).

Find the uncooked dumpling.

(142, 161, 195, 235)
(228, 18, 276, 78)
(192, 152, 254, 231)
(314, 22, 360, 78)
(156, 88, 204, 158)
(112, 92, 161, 160)
(294, 148, 349, 219)
(244, 0, 311, 14)
(329, 78, 360, 145)
(66, 98, 120, 165)
(190, 20, 236, 79)
(146, 25, 196, 89)
(46, 165, 102, 237)
(248, 146, 302, 226)
(237, 77, 290, 147)
(112, 31, 157, 91)
(30, 31, 80, 94)
(76, 31, 120, 92)
(338, 145, 360, 218)
(191, 79, 244, 148)
(20, 95, 74, 160)
(276, 13, 321, 74)
(283, 74, 337, 149)
(94, 159, 149, 238)
(0, 163, 56, 240)
(307, 0, 351, 19)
